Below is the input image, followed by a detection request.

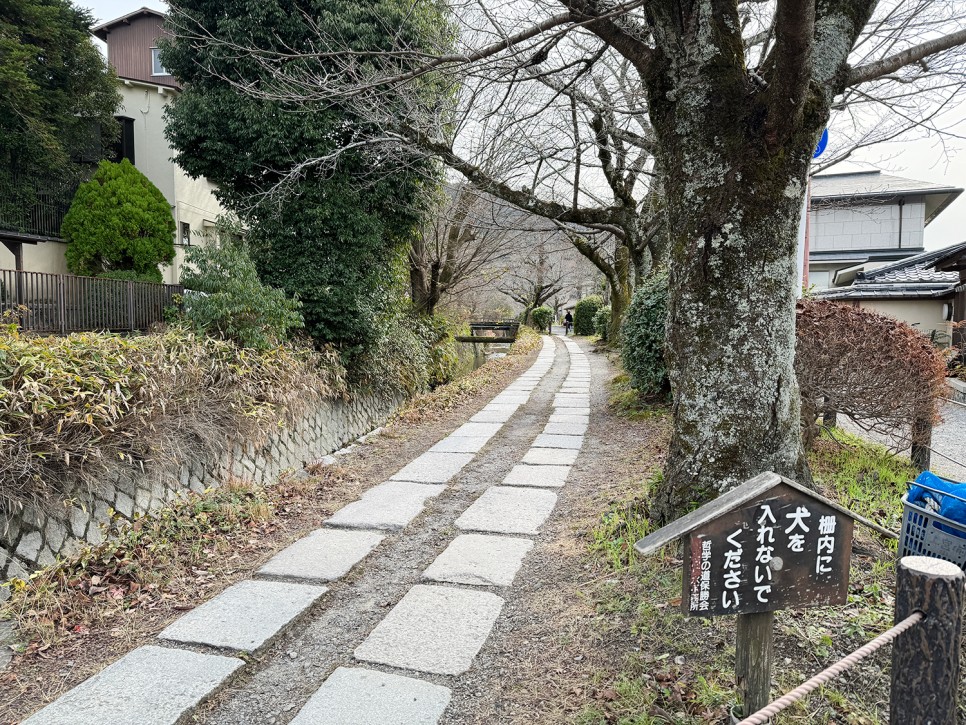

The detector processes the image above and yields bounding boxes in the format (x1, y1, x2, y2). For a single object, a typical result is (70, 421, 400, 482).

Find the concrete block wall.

(809, 201, 925, 252)
(0, 390, 402, 592)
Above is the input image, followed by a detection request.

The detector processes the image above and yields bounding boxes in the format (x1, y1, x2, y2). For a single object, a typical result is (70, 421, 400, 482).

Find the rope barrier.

(736, 611, 925, 725)
(926, 445, 966, 474)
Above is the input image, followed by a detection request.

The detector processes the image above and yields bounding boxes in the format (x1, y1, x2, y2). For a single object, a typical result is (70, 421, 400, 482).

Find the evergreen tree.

(0, 0, 120, 233)
(61, 160, 176, 282)
(161, 0, 448, 361)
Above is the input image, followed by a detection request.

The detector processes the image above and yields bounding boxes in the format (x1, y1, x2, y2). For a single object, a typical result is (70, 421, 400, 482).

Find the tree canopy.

(0, 0, 119, 232)
(61, 159, 176, 282)
(166, 0, 966, 518)
(162, 0, 451, 361)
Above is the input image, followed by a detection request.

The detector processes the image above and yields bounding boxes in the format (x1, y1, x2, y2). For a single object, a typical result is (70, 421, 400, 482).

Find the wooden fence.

(0, 269, 182, 334)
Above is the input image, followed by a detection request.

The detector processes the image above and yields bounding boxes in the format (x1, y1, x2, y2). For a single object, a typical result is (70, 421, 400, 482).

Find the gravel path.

(840, 399, 966, 481)
(25, 335, 606, 725)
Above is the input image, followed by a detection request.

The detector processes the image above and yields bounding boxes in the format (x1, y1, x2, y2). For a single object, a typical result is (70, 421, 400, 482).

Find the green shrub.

(573, 295, 603, 336)
(180, 236, 304, 350)
(593, 304, 612, 341)
(530, 306, 553, 331)
(354, 312, 460, 400)
(620, 271, 670, 397)
(61, 159, 176, 282)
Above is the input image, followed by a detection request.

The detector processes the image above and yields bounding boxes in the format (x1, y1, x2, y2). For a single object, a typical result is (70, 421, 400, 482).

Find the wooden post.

(891, 556, 964, 725)
(910, 417, 932, 472)
(736, 611, 774, 718)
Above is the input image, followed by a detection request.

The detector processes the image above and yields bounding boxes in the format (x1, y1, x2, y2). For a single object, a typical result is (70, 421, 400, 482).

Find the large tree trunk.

(409, 255, 440, 316)
(643, 8, 826, 523)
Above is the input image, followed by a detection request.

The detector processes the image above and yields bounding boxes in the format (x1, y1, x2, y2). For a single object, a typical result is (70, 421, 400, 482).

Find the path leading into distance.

(24, 334, 592, 725)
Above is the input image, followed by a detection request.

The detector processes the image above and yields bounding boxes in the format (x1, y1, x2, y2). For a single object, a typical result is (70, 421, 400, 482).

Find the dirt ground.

(1, 340, 547, 724)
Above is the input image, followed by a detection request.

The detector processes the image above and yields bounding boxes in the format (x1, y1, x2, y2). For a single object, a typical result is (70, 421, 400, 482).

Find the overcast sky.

(82, 0, 966, 252)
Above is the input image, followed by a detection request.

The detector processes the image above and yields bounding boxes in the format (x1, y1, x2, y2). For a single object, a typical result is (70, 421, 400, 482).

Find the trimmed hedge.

(530, 306, 553, 331)
(573, 295, 603, 336)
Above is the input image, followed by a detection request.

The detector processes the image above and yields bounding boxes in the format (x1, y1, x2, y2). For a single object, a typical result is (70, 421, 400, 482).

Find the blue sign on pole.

(813, 128, 829, 159)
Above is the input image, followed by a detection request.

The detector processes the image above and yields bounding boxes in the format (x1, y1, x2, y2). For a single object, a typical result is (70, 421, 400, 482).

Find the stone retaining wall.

(948, 378, 966, 405)
(0, 391, 402, 591)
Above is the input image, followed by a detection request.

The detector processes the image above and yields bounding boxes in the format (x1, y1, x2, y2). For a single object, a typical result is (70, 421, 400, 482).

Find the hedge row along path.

(23, 335, 593, 725)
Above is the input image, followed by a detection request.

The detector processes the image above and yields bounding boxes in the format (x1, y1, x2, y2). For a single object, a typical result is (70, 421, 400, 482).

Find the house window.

(108, 116, 135, 165)
(151, 48, 167, 76)
(180, 222, 191, 246)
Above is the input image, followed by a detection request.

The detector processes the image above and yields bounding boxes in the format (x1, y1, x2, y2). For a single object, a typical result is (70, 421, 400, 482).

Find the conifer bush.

(620, 271, 670, 398)
(573, 295, 603, 336)
(530, 305, 553, 331)
(61, 159, 175, 282)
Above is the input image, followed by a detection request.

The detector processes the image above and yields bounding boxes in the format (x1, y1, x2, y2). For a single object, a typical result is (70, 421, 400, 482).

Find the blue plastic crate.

(900, 481, 966, 569)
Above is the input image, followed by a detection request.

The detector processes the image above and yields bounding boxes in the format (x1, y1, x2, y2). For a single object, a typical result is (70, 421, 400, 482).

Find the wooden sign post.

(635, 472, 866, 719)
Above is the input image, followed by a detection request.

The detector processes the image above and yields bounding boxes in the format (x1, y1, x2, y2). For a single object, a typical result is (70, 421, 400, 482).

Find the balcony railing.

(0, 269, 182, 334)
(0, 173, 81, 240)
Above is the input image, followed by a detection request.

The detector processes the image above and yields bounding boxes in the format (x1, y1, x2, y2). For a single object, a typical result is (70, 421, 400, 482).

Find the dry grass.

(0, 465, 370, 724)
(0, 324, 346, 516)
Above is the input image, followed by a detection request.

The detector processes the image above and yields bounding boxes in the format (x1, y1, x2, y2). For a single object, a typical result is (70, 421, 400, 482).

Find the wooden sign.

(681, 482, 853, 617)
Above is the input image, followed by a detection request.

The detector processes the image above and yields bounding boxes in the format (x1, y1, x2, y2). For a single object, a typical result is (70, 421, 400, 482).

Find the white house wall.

(809, 200, 925, 252)
(0, 241, 70, 274)
(119, 82, 225, 285)
(858, 299, 951, 340)
(119, 83, 177, 204)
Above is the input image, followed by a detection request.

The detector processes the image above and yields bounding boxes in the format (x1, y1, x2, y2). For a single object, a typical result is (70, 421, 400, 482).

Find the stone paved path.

(24, 335, 591, 724)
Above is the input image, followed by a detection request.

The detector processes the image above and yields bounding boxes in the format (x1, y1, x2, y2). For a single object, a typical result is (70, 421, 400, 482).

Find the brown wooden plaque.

(682, 483, 853, 617)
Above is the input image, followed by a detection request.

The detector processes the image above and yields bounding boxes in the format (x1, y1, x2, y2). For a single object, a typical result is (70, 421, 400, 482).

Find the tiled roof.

(811, 171, 960, 199)
(857, 241, 966, 284)
(816, 241, 966, 300)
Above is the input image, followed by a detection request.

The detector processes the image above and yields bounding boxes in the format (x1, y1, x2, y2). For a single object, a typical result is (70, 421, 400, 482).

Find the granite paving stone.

(502, 464, 571, 488)
(257, 529, 384, 583)
(480, 403, 520, 413)
(542, 422, 588, 436)
(490, 394, 530, 405)
(390, 452, 474, 483)
(290, 667, 451, 725)
(469, 409, 516, 424)
(429, 435, 493, 454)
(450, 422, 504, 437)
(22, 645, 243, 725)
(159, 580, 327, 653)
(355, 585, 504, 675)
(532, 434, 584, 450)
(522, 448, 579, 466)
(549, 413, 590, 424)
(553, 407, 590, 417)
(327, 482, 445, 530)
(455, 486, 558, 535)
(554, 395, 590, 408)
(423, 534, 534, 587)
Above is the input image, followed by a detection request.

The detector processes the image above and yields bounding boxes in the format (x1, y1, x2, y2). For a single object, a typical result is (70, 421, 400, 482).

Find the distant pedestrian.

(564, 310, 573, 335)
